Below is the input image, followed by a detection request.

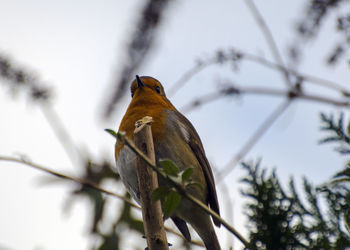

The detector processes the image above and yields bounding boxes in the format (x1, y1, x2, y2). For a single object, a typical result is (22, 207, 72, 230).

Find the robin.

(115, 75, 221, 250)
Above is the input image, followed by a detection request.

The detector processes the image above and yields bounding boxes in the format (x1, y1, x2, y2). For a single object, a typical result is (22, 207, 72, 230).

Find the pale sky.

(0, 0, 349, 249)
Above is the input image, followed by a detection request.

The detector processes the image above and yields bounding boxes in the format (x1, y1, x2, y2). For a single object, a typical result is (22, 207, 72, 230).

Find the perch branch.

(218, 99, 292, 181)
(134, 118, 168, 250)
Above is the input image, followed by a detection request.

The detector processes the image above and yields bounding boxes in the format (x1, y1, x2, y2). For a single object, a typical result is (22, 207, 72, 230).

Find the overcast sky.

(0, 0, 349, 249)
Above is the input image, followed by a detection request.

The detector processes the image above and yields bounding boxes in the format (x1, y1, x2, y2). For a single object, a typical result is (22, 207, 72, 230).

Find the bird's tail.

(191, 213, 221, 250)
(199, 225, 221, 250)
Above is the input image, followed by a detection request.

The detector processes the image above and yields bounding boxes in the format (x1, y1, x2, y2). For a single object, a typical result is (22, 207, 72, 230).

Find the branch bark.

(134, 118, 169, 250)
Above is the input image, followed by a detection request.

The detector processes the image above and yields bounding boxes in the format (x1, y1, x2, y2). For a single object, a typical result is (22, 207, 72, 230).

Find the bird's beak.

(136, 75, 144, 88)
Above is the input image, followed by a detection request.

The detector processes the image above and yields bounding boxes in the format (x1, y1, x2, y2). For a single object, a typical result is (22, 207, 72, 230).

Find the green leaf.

(105, 128, 118, 138)
(186, 181, 204, 190)
(163, 191, 181, 219)
(151, 186, 170, 202)
(181, 167, 194, 183)
(159, 159, 179, 177)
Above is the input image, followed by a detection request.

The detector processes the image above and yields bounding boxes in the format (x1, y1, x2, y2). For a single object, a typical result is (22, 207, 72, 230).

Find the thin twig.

(166, 229, 204, 247)
(243, 52, 350, 96)
(167, 49, 349, 98)
(0, 155, 137, 207)
(218, 175, 235, 249)
(240, 86, 350, 107)
(117, 132, 251, 248)
(181, 91, 224, 113)
(40, 105, 82, 167)
(168, 59, 215, 97)
(245, 0, 292, 87)
(0, 54, 80, 166)
(181, 84, 350, 113)
(217, 99, 292, 182)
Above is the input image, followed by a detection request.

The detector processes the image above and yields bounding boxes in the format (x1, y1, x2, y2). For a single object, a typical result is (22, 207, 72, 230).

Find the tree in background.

(0, 0, 349, 249)
(242, 113, 350, 249)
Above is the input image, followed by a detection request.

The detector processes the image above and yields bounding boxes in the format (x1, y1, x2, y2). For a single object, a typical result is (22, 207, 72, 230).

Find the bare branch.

(168, 49, 350, 98)
(243, 52, 350, 96)
(245, 0, 293, 87)
(218, 99, 292, 182)
(217, 175, 235, 248)
(134, 120, 168, 250)
(0, 155, 137, 207)
(103, 0, 173, 118)
(40, 105, 82, 167)
(181, 84, 350, 113)
(0, 54, 81, 168)
(168, 59, 216, 97)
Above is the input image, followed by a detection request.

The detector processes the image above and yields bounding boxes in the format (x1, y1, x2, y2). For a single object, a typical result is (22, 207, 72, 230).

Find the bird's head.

(129, 75, 174, 109)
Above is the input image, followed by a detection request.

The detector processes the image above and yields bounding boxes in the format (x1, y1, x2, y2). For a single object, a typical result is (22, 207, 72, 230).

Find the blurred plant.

(319, 112, 350, 154)
(241, 113, 350, 249)
(0, 54, 51, 101)
(104, 0, 173, 118)
(241, 161, 350, 250)
(319, 112, 350, 237)
(94, 192, 144, 250)
(291, 0, 350, 65)
(64, 159, 120, 234)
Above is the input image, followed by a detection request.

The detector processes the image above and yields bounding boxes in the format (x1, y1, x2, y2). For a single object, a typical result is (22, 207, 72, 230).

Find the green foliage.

(319, 112, 350, 154)
(156, 159, 196, 218)
(159, 159, 196, 186)
(319, 111, 350, 236)
(151, 186, 171, 202)
(64, 160, 119, 234)
(242, 161, 308, 249)
(63, 159, 145, 250)
(241, 161, 350, 250)
(181, 167, 194, 183)
(242, 112, 350, 249)
(159, 158, 180, 177)
(105, 128, 118, 138)
(97, 192, 144, 250)
(163, 191, 182, 219)
(151, 184, 182, 219)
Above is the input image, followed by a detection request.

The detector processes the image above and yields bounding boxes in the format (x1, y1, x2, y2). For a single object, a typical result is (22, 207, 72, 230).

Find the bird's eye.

(155, 86, 161, 94)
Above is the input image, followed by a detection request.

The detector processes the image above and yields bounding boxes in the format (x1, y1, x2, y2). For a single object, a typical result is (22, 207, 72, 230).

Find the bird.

(115, 75, 221, 250)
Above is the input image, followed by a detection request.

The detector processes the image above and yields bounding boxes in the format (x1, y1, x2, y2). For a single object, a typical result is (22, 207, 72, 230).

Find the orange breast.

(115, 86, 176, 160)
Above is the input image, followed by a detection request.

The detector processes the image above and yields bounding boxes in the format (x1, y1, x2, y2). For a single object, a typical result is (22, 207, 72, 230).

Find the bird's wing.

(171, 216, 191, 241)
(169, 110, 221, 227)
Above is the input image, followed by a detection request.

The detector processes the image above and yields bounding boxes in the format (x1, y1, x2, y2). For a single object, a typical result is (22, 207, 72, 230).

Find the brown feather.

(170, 110, 221, 227)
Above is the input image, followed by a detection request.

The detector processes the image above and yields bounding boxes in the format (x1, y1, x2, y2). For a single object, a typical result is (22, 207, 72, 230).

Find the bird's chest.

(115, 131, 179, 203)
(115, 134, 168, 202)
(115, 145, 140, 202)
